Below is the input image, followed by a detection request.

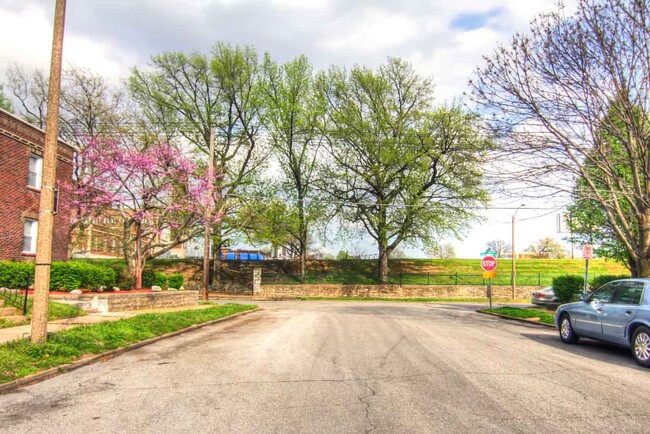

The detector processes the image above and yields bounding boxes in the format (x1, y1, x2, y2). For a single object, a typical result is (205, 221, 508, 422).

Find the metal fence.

(0, 276, 30, 315)
(262, 272, 590, 287)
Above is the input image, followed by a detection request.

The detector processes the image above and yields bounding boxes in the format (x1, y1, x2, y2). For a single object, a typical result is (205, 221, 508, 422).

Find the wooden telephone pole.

(201, 128, 215, 302)
(31, 0, 67, 344)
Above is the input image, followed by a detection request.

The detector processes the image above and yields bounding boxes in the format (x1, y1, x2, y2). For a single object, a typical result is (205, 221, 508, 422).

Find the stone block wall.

(51, 290, 199, 312)
(257, 284, 538, 299)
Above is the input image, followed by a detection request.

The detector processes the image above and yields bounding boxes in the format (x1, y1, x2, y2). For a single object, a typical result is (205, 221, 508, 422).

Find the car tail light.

(537, 293, 545, 297)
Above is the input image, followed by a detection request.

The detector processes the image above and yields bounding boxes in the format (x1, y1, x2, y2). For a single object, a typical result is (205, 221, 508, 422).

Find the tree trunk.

(631, 211, 650, 277)
(378, 245, 391, 284)
(299, 196, 307, 283)
(211, 223, 222, 289)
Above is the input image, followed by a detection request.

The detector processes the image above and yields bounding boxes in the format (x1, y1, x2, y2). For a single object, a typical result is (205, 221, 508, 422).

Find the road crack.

(358, 381, 377, 433)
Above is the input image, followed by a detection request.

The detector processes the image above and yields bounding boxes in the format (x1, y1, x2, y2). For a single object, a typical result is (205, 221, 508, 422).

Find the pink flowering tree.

(69, 138, 219, 289)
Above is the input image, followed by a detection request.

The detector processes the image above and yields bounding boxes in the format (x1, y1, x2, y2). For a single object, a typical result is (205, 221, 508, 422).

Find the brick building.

(0, 109, 74, 261)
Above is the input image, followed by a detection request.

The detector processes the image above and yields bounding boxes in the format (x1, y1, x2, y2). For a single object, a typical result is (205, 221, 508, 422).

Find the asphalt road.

(1, 301, 649, 433)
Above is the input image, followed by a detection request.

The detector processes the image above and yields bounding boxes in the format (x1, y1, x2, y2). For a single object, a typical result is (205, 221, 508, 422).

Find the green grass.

(0, 297, 87, 329)
(0, 303, 256, 384)
(483, 307, 556, 326)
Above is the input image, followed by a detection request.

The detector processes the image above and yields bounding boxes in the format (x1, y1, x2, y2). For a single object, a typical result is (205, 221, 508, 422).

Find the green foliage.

(141, 268, 156, 288)
(0, 261, 116, 291)
(49, 262, 117, 291)
(525, 237, 566, 259)
(153, 271, 168, 287)
(318, 59, 491, 281)
(0, 261, 34, 289)
(484, 307, 555, 325)
(0, 83, 11, 112)
(552, 275, 585, 303)
(167, 274, 184, 289)
(589, 274, 629, 291)
(0, 304, 256, 383)
(140, 268, 183, 289)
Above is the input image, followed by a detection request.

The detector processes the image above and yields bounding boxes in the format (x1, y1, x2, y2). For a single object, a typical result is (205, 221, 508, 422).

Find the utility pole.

(511, 204, 525, 300)
(31, 0, 67, 344)
(201, 128, 215, 302)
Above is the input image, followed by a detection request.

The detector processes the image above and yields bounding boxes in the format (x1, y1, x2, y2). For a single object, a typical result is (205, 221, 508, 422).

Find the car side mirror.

(578, 293, 590, 302)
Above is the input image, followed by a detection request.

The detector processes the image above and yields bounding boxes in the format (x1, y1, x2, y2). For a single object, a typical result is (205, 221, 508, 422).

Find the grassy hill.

(258, 258, 629, 286)
(76, 257, 630, 287)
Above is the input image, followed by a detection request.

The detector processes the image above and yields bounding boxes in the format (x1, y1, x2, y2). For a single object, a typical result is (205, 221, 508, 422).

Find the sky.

(0, 0, 580, 259)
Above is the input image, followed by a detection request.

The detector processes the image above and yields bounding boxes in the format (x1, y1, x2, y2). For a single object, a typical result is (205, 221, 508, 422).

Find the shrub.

(0, 261, 117, 292)
(167, 274, 184, 289)
(590, 274, 630, 291)
(0, 261, 34, 289)
(49, 263, 82, 291)
(142, 268, 156, 288)
(552, 275, 585, 303)
(50, 262, 117, 291)
(153, 271, 169, 288)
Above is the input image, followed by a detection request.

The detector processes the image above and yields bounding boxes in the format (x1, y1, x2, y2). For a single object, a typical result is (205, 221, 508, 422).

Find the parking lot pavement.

(1, 301, 648, 433)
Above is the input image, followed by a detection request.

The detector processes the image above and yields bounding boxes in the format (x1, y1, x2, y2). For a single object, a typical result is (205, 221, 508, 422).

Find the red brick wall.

(0, 110, 74, 261)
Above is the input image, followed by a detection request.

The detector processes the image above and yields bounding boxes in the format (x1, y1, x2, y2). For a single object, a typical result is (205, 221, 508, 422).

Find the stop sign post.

(480, 249, 497, 308)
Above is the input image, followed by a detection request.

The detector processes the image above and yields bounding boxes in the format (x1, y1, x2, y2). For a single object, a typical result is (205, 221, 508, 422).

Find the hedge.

(589, 274, 630, 290)
(0, 261, 116, 291)
(552, 275, 585, 303)
(142, 268, 184, 289)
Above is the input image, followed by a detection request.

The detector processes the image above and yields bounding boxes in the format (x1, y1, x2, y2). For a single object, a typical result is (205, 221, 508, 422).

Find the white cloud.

(318, 7, 420, 55)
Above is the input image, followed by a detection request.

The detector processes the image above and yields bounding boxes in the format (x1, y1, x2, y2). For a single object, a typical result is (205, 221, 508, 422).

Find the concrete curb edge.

(0, 307, 261, 395)
(477, 309, 556, 328)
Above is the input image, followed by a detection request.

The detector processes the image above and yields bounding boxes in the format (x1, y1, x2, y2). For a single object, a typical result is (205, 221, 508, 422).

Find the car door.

(571, 283, 618, 338)
(601, 281, 644, 346)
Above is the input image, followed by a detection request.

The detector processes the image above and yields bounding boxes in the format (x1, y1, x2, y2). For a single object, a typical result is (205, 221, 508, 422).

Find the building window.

(28, 155, 43, 189)
(23, 219, 39, 253)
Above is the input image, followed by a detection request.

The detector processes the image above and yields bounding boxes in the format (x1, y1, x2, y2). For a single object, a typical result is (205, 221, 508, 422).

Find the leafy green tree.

(0, 83, 11, 112)
(526, 237, 566, 259)
(129, 43, 266, 287)
(426, 241, 457, 259)
(472, 0, 650, 276)
(486, 240, 511, 258)
(320, 58, 490, 283)
(259, 54, 327, 282)
(336, 250, 349, 260)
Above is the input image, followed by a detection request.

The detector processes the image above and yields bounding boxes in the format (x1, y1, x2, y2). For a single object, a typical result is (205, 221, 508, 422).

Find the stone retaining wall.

(257, 284, 538, 299)
(50, 290, 199, 313)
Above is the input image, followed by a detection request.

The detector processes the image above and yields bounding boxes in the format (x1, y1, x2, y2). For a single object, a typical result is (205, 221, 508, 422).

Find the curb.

(477, 309, 556, 328)
(0, 307, 261, 395)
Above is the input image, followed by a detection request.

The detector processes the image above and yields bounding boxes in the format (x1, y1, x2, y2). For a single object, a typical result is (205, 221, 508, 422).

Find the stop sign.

(481, 255, 497, 272)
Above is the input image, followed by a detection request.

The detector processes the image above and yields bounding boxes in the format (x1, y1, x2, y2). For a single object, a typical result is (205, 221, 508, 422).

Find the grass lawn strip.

(0, 299, 87, 329)
(482, 307, 556, 326)
(0, 303, 256, 385)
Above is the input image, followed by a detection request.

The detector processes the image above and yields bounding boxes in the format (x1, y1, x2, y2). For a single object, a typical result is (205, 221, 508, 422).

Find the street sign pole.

(480, 248, 497, 307)
(582, 244, 593, 294)
(488, 278, 492, 308)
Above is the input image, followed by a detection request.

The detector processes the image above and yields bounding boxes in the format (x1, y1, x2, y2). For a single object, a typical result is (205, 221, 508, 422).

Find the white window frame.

(28, 154, 43, 190)
(22, 219, 39, 254)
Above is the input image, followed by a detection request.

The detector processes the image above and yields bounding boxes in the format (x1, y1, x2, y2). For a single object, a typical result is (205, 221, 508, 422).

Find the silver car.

(555, 278, 650, 367)
(531, 287, 559, 307)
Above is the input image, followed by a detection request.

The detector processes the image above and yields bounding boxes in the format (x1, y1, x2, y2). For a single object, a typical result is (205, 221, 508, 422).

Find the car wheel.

(632, 326, 650, 368)
(559, 314, 579, 344)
